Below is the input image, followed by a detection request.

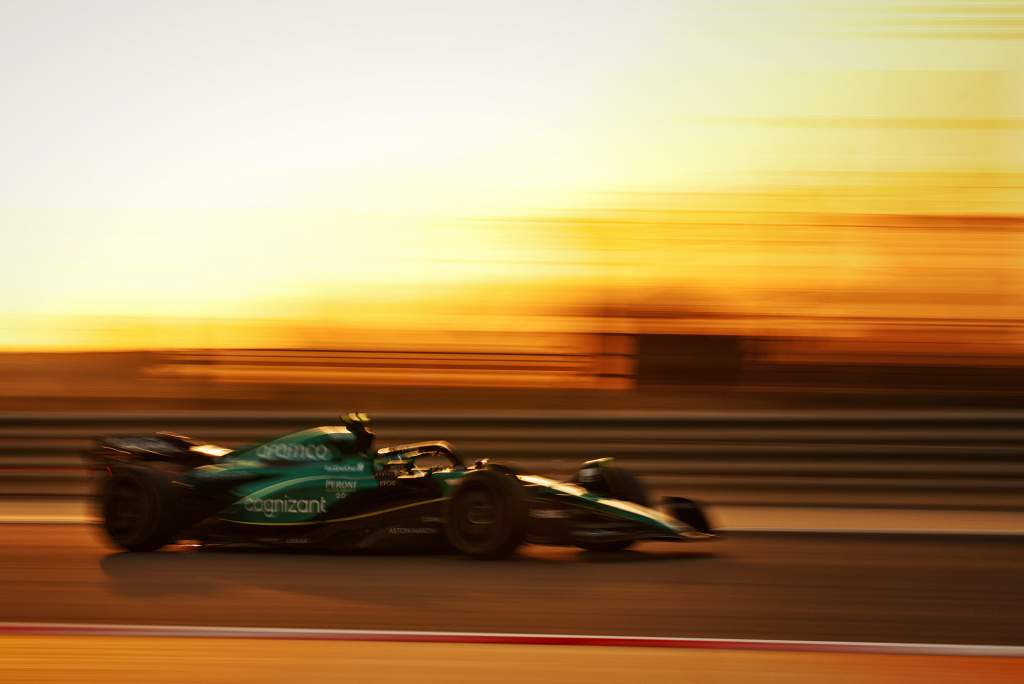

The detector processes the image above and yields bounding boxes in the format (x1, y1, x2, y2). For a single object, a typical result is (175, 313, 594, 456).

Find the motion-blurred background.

(2, 3, 1024, 681)
(2, 1, 1023, 412)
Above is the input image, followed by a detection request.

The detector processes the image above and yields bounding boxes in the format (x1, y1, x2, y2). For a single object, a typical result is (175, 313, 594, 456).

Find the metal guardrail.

(0, 411, 1022, 510)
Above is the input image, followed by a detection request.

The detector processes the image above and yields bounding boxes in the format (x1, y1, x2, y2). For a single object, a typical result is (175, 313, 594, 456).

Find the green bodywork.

(188, 427, 385, 526)
(182, 425, 694, 538)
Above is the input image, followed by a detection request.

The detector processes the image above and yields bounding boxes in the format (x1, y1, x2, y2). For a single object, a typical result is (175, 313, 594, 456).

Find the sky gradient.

(1, 1, 1022, 348)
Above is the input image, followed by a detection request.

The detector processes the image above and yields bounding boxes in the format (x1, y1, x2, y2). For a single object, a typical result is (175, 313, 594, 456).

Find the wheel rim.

(105, 478, 149, 540)
(452, 489, 501, 547)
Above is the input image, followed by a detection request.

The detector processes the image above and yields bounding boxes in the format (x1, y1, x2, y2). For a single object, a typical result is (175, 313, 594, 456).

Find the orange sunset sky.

(1, 1, 1022, 349)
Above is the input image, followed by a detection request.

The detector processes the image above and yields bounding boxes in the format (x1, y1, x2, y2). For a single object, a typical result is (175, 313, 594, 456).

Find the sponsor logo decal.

(254, 443, 333, 462)
(325, 462, 365, 473)
(326, 480, 358, 492)
(387, 527, 436, 535)
(530, 509, 569, 519)
(575, 529, 621, 538)
(243, 496, 328, 519)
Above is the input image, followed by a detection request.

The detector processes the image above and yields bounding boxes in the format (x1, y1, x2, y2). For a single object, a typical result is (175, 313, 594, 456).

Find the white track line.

(0, 517, 90, 524)
(0, 622, 1021, 657)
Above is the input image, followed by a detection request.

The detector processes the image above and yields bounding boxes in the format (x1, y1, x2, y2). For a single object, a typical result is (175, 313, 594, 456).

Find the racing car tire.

(573, 461, 651, 508)
(575, 464, 650, 552)
(663, 496, 712, 534)
(100, 466, 182, 552)
(598, 465, 650, 507)
(445, 468, 528, 559)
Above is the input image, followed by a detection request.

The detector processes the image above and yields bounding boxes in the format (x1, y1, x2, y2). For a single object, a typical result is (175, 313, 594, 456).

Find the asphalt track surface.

(1, 524, 1022, 646)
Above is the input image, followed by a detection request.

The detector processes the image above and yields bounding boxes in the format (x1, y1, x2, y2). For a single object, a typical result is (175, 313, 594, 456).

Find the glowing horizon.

(2, 1, 1023, 349)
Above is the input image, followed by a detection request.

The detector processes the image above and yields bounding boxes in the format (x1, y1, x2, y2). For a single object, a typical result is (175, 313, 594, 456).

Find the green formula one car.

(85, 414, 713, 558)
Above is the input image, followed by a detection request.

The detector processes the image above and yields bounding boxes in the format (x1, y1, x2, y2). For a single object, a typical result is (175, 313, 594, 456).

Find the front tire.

(445, 469, 528, 559)
(574, 462, 650, 552)
(101, 466, 182, 551)
(663, 496, 712, 534)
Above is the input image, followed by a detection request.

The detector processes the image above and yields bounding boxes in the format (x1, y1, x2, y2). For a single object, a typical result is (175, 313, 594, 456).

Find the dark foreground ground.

(1, 524, 1021, 645)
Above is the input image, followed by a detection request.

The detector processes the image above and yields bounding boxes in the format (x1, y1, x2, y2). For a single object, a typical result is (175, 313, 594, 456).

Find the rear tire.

(101, 466, 182, 551)
(445, 469, 528, 559)
(574, 463, 650, 552)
